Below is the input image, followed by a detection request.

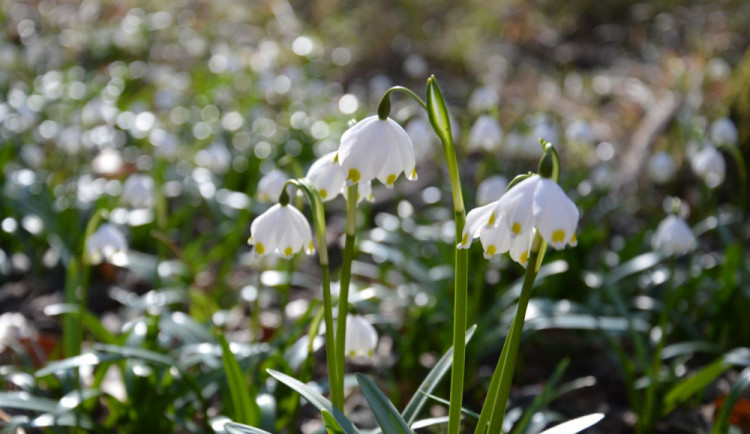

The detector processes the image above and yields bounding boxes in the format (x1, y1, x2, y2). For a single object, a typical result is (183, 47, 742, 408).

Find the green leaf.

(267, 369, 359, 433)
(35, 352, 121, 377)
(512, 358, 569, 434)
(356, 373, 413, 434)
(401, 324, 476, 425)
(425, 75, 453, 147)
(0, 391, 58, 413)
(218, 333, 260, 426)
(94, 343, 175, 366)
(662, 358, 728, 415)
(322, 410, 347, 433)
(224, 422, 273, 434)
(538, 413, 604, 434)
(713, 366, 750, 433)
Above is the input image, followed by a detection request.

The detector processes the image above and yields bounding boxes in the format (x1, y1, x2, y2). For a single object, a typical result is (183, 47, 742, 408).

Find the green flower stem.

(477, 233, 544, 434)
(335, 184, 358, 409)
(281, 179, 341, 409)
(377, 86, 427, 120)
(641, 258, 677, 432)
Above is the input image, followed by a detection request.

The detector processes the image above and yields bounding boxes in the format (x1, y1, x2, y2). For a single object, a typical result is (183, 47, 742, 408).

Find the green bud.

(537, 140, 560, 181)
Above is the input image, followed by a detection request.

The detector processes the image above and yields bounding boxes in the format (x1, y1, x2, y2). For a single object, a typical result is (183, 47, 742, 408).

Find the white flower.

(405, 117, 437, 159)
(248, 203, 314, 258)
(195, 143, 231, 174)
(0, 313, 37, 353)
(710, 117, 738, 146)
(652, 215, 695, 255)
(305, 152, 374, 203)
(345, 314, 378, 358)
(257, 170, 289, 203)
(691, 144, 725, 188)
(121, 174, 155, 208)
(565, 120, 595, 145)
(647, 151, 676, 184)
(476, 175, 508, 206)
(336, 115, 417, 188)
(468, 114, 504, 152)
(86, 223, 128, 266)
(92, 147, 124, 176)
(468, 85, 500, 114)
(459, 174, 579, 254)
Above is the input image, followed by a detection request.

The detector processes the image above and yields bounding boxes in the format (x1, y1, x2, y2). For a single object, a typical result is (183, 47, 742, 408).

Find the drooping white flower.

(691, 144, 725, 188)
(476, 175, 508, 206)
(344, 314, 378, 359)
(86, 223, 128, 266)
(565, 120, 595, 145)
(121, 174, 155, 208)
(405, 117, 437, 159)
(195, 142, 231, 174)
(305, 152, 373, 203)
(336, 115, 417, 188)
(248, 203, 314, 258)
(652, 215, 695, 256)
(468, 85, 500, 114)
(257, 169, 289, 203)
(710, 117, 738, 146)
(468, 114, 504, 152)
(459, 174, 579, 253)
(0, 313, 37, 353)
(647, 151, 676, 184)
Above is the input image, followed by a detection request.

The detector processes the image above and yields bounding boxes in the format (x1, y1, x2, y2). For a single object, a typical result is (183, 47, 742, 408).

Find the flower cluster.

(459, 173, 579, 267)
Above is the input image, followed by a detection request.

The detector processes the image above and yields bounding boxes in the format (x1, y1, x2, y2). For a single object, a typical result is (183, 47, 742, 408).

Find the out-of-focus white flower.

(336, 115, 417, 188)
(405, 117, 437, 159)
(647, 151, 676, 184)
(590, 165, 612, 190)
(92, 147, 124, 176)
(344, 314, 378, 359)
(305, 152, 373, 203)
(195, 143, 231, 174)
(468, 114, 503, 152)
(86, 223, 128, 266)
(468, 85, 500, 114)
(459, 174, 579, 262)
(257, 170, 289, 203)
(248, 203, 314, 258)
(476, 175, 508, 206)
(565, 120, 595, 145)
(0, 313, 37, 352)
(652, 215, 695, 255)
(526, 115, 558, 157)
(710, 117, 738, 146)
(306, 153, 344, 201)
(691, 144, 725, 188)
(121, 174, 155, 208)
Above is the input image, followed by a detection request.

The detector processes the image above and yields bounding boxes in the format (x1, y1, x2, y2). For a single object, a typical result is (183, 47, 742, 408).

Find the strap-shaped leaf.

(356, 373, 413, 434)
(218, 333, 260, 426)
(267, 369, 358, 433)
(538, 413, 604, 434)
(402, 325, 477, 424)
(224, 422, 273, 434)
(712, 366, 750, 433)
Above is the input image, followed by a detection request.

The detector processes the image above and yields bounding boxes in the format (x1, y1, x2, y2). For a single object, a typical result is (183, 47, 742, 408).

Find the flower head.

(344, 314, 378, 359)
(648, 151, 676, 184)
(710, 117, 738, 146)
(248, 203, 314, 258)
(652, 215, 695, 256)
(86, 223, 128, 266)
(459, 174, 578, 265)
(121, 174, 155, 208)
(336, 115, 417, 188)
(691, 144, 725, 188)
(476, 175, 508, 206)
(468, 114, 503, 152)
(257, 170, 289, 203)
(305, 152, 374, 203)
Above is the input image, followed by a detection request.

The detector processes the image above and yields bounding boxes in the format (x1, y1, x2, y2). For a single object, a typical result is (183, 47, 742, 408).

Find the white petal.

(306, 152, 345, 201)
(494, 175, 539, 237)
(509, 230, 533, 267)
(532, 179, 579, 249)
(479, 223, 512, 258)
(459, 202, 497, 249)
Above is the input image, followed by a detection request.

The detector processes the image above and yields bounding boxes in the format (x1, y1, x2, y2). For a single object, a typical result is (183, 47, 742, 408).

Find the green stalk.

(281, 180, 341, 409)
(478, 233, 543, 434)
(640, 258, 676, 432)
(335, 185, 358, 408)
